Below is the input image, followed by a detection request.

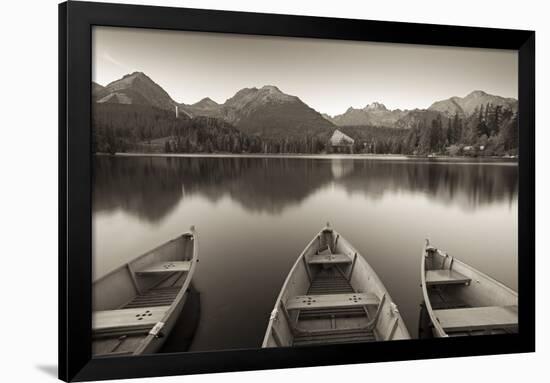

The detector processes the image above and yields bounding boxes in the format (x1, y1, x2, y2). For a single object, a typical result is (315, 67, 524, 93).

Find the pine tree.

(484, 103, 491, 123)
(499, 112, 519, 152)
(205, 138, 214, 153)
(491, 105, 502, 136)
(476, 120, 489, 140)
(452, 113, 462, 143)
(447, 118, 453, 144)
(478, 104, 485, 123)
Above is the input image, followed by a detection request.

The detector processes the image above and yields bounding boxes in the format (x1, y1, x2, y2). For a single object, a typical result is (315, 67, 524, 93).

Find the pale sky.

(92, 26, 518, 116)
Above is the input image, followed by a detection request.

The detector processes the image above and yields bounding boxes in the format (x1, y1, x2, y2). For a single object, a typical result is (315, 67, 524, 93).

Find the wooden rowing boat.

(92, 227, 198, 356)
(262, 224, 410, 347)
(420, 239, 517, 338)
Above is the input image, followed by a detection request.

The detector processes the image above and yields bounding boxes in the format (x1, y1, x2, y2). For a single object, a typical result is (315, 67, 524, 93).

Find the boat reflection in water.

(159, 283, 201, 353)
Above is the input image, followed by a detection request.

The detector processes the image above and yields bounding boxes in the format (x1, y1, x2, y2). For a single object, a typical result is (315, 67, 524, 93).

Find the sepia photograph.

(91, 26, 518, 356)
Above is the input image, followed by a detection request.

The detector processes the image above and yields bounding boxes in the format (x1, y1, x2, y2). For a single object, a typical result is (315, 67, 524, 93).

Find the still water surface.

(93, 155, 518, 351)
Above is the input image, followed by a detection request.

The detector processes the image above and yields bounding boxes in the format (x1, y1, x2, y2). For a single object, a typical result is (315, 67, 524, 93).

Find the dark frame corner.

(59, 1, 535, 381)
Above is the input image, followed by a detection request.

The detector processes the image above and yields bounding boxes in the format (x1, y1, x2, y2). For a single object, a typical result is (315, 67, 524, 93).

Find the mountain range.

(427, 90, 518, 117)
(325, 91, 518, 128)
(178, 85, 335, 138)
(327, 103, 407, 127)
(93, 72, 517, 136)
(94, 72, 333, 139)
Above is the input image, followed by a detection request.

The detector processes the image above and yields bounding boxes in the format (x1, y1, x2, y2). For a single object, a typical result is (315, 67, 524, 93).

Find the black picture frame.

(59, 1, 535, 381)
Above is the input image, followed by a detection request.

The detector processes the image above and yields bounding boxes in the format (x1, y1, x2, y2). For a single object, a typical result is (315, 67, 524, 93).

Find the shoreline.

(95, 152, 519, 163)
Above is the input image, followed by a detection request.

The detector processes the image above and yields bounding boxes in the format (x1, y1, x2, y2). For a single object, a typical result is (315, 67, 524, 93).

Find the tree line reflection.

(93, 156, 518, 223)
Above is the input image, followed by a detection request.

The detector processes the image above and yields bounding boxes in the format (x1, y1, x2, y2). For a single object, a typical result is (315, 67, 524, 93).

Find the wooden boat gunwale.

(332, 230, 410, 340)
(420, 240, 447, 337)
(93, 233, 192, 284)
(133, 227, 199, 354)
(262, 228, 323, 347)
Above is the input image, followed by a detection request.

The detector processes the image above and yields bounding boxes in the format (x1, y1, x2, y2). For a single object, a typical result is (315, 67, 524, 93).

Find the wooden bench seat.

(92, 306, 170, 333)
(286, 293, 379, 311)
(137, 261, 191, 274)
(308, 254, 352, 265)
(434, 305, 518, 332)
(425, 269, 471, 286)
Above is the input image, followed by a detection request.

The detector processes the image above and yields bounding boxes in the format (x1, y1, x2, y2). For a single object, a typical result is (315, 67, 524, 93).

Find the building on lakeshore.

(329, 129, 355, 154)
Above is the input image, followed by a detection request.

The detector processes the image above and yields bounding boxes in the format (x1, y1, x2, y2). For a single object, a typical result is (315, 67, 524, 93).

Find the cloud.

(102, 51, 132, 72)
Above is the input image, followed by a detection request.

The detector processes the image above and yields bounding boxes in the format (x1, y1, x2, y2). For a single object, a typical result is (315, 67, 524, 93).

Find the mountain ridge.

(428, 90, 518, 117)
(328, 91, 517, 128)
(218, 85, 333, 138)
(95, 72, 177, 111)
(92, 73, 517, 137)
(328, 102, 407, 127)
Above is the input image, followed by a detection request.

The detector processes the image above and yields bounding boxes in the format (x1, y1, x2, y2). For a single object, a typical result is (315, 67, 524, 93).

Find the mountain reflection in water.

(93, 156, 517, 221)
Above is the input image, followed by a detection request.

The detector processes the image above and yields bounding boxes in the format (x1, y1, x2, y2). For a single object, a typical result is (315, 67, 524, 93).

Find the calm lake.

(92, 155, 518, 351)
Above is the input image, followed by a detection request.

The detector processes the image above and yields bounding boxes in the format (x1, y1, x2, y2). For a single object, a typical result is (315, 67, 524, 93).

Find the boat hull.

(420, 241, 517, 337)
(92, 228, 198, 356)
(263, 226, 410, 348)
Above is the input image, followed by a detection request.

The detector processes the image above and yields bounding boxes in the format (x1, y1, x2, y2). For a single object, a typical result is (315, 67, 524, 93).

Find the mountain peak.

(246, 85, 298, 104)
(193, 97, 219, 107)
(364, 102, 387, 111)
(221, 85, 333, 138)
(467, 90, 488, 98)
(97, 71, 175, 110)
(261, 85, 282, 93)
(428, 90, 517, 117)
(129, 71, 147, 77)
(332, 103, 405, 127)
(107, 71, 152, 88)
(121, 71, 148, 81)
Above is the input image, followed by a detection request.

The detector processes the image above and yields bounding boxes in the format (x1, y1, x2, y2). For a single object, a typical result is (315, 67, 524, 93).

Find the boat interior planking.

(262, 224, 411, 348)
(92, 227, 198, 356)
(420, 240, 518, 338)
